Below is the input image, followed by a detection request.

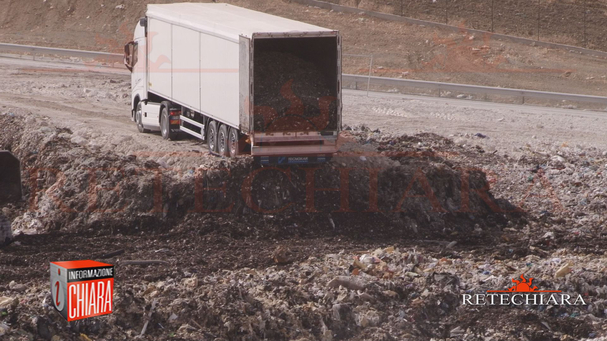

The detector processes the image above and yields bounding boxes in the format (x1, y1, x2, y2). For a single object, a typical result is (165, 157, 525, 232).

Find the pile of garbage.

(349, 124, 607, 248)
(253, 51, 337, 132)
(0, 113, 512, 241)
(452, 135, 607, 251)
(2, 112, 606, 340)
(1, 243, 605, 340)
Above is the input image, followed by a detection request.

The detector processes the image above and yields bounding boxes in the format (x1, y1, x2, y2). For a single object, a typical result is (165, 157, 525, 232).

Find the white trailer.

(124, 3, 342, 164)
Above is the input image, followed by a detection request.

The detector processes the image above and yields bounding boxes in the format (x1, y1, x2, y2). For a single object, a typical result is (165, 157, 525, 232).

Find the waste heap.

(253, 51, 337, 132)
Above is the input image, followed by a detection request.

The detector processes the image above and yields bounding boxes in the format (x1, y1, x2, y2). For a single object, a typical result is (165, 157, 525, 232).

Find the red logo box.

(50, 260, 114, 321)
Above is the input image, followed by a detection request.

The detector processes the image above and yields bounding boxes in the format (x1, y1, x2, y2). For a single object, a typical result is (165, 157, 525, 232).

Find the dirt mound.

(0, 112, 515, 243)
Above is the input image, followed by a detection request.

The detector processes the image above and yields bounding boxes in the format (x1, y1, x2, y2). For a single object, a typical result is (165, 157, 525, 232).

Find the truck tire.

(207, 120, 218, 153)
(136, 102, 150, 133)
(218, 124, 229, 157)
(160, 105, 175, 140)
(228, 127, 240, 157)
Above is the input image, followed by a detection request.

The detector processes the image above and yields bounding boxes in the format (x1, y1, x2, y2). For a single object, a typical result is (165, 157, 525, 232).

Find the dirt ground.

(329, 0, 607, 51)
(0, 0, 606, 97)
(0, 55, 606, 340)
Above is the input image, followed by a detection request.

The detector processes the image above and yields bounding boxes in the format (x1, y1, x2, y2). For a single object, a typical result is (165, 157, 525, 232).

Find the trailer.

(124, 3, 342, 164)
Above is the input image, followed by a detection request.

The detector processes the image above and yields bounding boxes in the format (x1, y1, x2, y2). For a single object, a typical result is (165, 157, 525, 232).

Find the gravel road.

(343, 90, 607, 157)
(1, 56, 606, 161)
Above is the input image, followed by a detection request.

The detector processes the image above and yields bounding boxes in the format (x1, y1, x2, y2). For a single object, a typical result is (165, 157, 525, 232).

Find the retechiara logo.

(50, 260, 114, 321)
(462, 274, 587, 306)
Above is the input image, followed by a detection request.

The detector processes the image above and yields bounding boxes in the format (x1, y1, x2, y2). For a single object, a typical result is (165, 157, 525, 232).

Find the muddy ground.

(0, 55, 606, 340)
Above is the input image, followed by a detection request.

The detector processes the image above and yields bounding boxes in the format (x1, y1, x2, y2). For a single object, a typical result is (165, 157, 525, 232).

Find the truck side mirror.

(124, 41, 135, 72)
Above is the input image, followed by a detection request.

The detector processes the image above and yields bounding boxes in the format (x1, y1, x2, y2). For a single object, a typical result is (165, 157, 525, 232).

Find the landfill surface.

(1, 100, 607, 340)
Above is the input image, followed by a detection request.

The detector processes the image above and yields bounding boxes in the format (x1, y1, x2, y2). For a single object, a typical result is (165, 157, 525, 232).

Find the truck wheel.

(160, 106, 174, 140)
(136, 102, 150, 133)
(218, 124, 229, 157)
(207, 120, 218, 153)
(228, 127, 240, 157)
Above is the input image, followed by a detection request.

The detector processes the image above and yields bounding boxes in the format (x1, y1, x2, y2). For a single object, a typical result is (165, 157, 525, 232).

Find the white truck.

(124, 3, 342, 164)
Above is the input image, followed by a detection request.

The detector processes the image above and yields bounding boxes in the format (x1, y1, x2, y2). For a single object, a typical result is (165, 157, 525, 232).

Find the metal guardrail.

(0, 43, 123, 64)
(343, 74, 607, 105)
(1, 42, 606, 106)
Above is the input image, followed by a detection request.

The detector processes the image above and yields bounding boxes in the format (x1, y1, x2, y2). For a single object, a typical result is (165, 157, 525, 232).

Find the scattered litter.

(9, 281, 26, 292)
(555, 262, 572, 278)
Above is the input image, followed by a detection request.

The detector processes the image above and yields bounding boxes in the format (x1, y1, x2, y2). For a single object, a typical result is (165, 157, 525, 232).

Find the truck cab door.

(125, 20, 147, 113)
